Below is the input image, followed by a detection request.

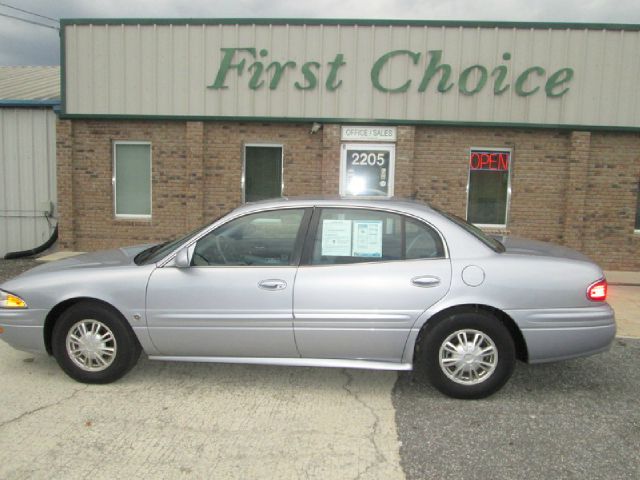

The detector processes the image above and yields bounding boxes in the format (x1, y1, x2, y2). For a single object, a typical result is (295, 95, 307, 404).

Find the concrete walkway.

(608, 285, 640, 338)
(0, 345, 403, 479)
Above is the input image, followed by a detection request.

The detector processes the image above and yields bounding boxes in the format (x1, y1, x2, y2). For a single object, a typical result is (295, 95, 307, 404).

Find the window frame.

(300, 206, 448, 266)
(339, 143, 396, 198)
(242, 143, 284, 203)
(635, 179, 640, 234)
(465, 147, 513, 229)
(112, 140, 153, 219)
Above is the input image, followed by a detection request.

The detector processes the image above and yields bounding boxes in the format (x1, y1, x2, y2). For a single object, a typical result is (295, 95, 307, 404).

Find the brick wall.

(56, 119, 640, 270)
(582, 132, 640, 270)
(59, 120, 190, 250)
(413, 126, 572, 244)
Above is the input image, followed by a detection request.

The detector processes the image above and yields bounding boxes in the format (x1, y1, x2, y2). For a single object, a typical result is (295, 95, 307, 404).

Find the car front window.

(134, 212, 229, 265)
(192, 209, 307, 266)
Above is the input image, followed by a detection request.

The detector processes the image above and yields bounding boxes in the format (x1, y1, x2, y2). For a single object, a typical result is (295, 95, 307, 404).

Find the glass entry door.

(244, 145, 283, 202)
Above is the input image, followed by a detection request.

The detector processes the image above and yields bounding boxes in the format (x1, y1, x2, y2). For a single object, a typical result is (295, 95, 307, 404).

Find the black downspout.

(4, 225, 58, 260)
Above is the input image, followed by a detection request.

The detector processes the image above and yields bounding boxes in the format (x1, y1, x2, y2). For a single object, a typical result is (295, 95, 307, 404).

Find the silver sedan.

(0, 198, 615, 398)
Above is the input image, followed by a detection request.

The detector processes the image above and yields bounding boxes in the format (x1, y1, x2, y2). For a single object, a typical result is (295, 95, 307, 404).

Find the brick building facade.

(56, 120, 640, 269)
(55, 19, 640, 270)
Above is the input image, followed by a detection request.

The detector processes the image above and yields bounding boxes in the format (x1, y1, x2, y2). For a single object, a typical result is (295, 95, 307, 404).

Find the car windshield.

(134, 213, 227, 265)
(432, 207, 505, 253)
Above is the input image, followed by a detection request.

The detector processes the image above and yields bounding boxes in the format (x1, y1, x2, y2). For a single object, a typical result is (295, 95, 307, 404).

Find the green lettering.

(208, 48, 256, 89)
(418, 50, 454, 93)
(326, 53, 346, 91)
(295, 61, 320, 90)
(491, 65, 509, 95)
(370, 50, 420, 93)
(545, 68, 574, 97)
(459, 65, 488, 95)
(248, 62, 264, 89)
(266, 61, 297, 90)
(515, 66, 545, 96)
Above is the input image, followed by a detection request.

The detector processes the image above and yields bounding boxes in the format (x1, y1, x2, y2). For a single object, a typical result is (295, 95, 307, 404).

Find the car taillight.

(587, 279, 607, 302)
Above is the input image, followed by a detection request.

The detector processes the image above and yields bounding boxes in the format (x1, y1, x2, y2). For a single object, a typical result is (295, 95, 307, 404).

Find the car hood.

(8, 244, 153, 280)
(496, 236, 593, 263)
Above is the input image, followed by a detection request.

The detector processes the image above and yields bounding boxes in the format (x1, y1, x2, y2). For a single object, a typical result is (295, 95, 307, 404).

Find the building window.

(466, 148, 512, 226)
(244, 145, 283, 202)
(340, 143, 395, 197)
(113, 142, 152, 218)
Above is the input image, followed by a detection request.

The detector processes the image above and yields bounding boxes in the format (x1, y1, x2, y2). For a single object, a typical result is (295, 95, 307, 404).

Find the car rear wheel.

(418, 311, 515, 399)
(52, 301, 141, 384)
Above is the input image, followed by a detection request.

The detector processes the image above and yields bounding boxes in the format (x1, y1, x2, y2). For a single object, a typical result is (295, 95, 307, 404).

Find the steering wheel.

(215, 235, 241, 264)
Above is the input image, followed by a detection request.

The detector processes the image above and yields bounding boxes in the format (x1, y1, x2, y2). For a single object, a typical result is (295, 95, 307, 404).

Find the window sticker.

(352, 220, 383, 257)
(321, 219, 352, 256)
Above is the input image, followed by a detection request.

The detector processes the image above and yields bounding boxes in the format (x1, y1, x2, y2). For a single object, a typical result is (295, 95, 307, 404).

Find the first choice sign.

(208, 48, 574, 98)
(341, 126, 397, 142)
(63, 22, 640, 129)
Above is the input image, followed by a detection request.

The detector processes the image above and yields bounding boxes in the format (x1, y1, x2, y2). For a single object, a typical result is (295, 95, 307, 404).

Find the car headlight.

(0, 290, 27, 309)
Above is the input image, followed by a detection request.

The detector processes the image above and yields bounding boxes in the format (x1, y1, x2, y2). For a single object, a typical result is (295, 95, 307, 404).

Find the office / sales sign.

(341, 126, 397, 142)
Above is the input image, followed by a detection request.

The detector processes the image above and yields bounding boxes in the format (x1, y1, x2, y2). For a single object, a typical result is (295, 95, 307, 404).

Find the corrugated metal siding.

(0, 66, 60, 101)
(63, 23, 640, 128)
(0, 108, 57, 257)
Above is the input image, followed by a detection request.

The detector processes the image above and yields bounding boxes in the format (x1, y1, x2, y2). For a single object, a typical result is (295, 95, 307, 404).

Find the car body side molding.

(147, 355, 413, 371)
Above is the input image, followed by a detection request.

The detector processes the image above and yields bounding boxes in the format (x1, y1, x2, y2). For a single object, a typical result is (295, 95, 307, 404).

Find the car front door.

(293, 207, 451, 362)
(146, 208, 310, 357)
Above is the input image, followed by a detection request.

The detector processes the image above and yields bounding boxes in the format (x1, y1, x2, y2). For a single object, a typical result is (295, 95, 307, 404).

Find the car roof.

(238, 196, 436, 214)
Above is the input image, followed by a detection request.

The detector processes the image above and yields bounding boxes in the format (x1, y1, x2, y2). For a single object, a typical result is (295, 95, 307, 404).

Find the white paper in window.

(352, 220, 383, 257)
(321, 219, 352, 256)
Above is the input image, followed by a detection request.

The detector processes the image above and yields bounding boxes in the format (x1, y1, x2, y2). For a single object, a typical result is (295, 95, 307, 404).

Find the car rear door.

(293, 207, 451, 362)
(146, 207, 311, 357)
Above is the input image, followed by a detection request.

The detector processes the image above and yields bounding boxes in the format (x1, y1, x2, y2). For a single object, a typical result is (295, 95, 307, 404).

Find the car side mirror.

(174, 247, 192, 268)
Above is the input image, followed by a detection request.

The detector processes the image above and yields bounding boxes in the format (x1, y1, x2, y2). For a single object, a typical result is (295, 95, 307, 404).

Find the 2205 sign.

(351, 151, 386, 166)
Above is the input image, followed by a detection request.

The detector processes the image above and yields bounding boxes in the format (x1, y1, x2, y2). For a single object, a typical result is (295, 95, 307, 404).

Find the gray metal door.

(293, 259, 451, 361)
(293, 207, 451, 362)
(145, 266, 299, 357)
(145, 207, 310, 357)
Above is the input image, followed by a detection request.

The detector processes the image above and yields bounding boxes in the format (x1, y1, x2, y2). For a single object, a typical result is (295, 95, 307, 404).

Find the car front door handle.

(258, 279, 287, 291)
(411, 275, 441, 288)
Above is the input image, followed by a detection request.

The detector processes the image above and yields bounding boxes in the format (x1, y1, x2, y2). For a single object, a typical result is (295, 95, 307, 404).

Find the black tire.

(52, 301, 141, 384)
(417, 310, 515, 399)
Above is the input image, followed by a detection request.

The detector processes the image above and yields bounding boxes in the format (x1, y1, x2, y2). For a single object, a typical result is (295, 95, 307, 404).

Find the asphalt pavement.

(394, 338, 640, 480)
(0, 258, 638, 479)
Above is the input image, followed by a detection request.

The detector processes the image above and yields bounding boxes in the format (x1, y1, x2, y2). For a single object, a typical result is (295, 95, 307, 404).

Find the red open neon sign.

(469, 150, 510, 171)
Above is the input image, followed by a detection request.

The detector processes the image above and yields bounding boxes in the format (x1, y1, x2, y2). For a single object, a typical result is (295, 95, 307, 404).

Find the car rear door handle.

(258, 279, 287, 291)
(411, 276, 441, 288)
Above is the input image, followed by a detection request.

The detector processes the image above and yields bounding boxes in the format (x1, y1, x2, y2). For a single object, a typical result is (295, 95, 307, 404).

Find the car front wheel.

(52, 301, 141, 384)
(418, 311, 515, 399)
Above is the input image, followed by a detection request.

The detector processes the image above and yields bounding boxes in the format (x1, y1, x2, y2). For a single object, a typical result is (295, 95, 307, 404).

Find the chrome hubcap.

(66, 320, 117, 372)
(439, 329, 498, 385)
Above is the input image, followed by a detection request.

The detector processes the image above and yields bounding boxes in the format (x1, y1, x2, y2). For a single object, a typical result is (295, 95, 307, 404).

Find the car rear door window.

(309, 208, 444, 265)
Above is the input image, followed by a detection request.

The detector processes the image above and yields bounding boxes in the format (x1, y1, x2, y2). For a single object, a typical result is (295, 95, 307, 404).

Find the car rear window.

(432, 207, 505, 253)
